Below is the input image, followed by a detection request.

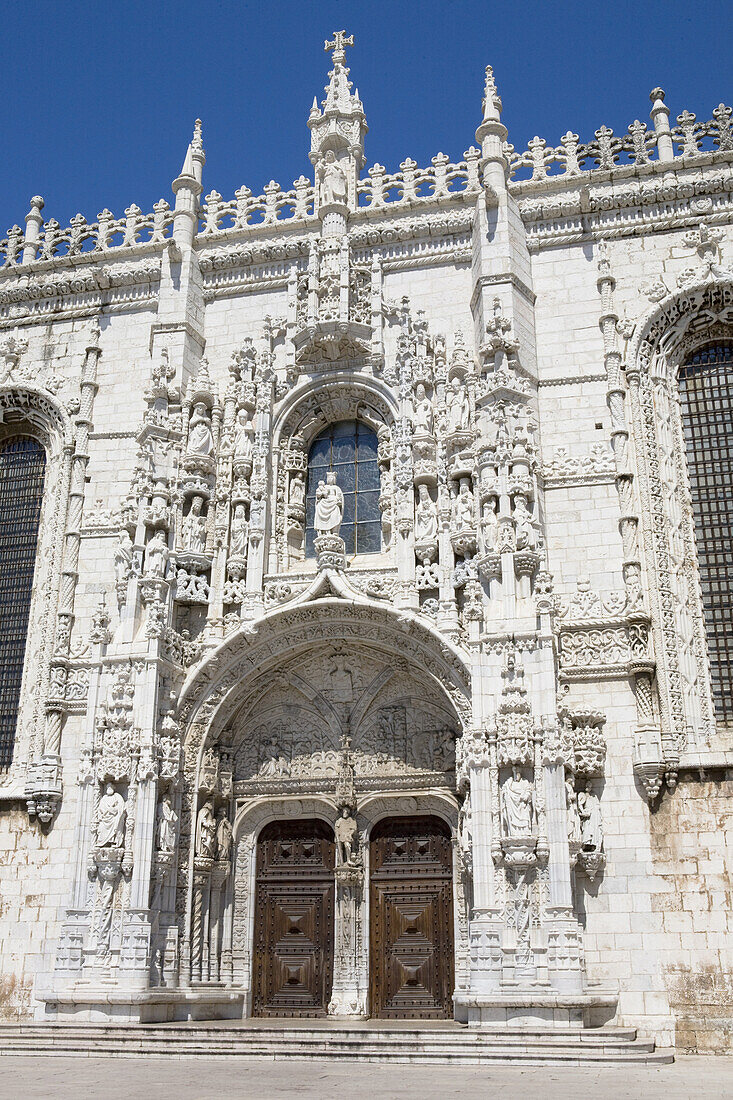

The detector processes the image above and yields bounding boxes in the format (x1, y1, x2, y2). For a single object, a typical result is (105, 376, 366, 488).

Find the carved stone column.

(328, 862, 367, 1016)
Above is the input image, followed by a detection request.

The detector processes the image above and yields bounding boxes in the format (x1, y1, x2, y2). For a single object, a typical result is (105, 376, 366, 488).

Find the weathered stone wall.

(650, 770, 733, 1052)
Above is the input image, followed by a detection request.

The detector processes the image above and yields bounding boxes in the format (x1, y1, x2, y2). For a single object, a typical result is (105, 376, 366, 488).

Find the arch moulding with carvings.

(0, 382, 75, 795)
(626, 276, 733, 754)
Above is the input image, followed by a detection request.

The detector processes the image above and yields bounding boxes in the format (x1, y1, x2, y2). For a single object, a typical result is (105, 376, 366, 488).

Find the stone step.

(0, 1023, 673, 1064)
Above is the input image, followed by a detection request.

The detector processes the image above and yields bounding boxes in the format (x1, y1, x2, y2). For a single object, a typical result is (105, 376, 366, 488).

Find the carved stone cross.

(324, 30, 354, 63)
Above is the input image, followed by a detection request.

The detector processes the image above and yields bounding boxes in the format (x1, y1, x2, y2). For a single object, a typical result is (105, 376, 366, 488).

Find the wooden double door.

(252, 815, 454, 1018)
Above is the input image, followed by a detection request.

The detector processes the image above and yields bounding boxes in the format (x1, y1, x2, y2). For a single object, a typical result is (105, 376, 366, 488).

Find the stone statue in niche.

(233, 409, 253, 464)
(320, 150, 348, 206)
(156, 794, 177, 853)
(457, 800, 472, 875)
(514, 494, 537, 550)
(446, 376, 470, 434)
(413, 382, 434, 435)
(230, 504, 249, 556)
(182, 496, 207, 554)
(480, 498, 499, 552)
(114, 529, 133, 586)
(95, 783, 126, 848)
(145, 530, 169, 579)
(566, 776, 582, 845)
(315, 471, 344, 535)
(289, 474, 305, 507)
(414, 484, 438, 542)
(195, 799, 217, 858)
(216, 809, 233, 860)
(501, 766, 535, 838)
(453, 477, 475, 529)
(578, 781, 603, 852)
(187, 402, 214, 457)
(335, 806, 359, 866)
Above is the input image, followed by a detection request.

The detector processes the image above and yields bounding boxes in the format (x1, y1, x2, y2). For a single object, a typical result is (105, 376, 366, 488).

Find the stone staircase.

(0, 1020, 674, 1065)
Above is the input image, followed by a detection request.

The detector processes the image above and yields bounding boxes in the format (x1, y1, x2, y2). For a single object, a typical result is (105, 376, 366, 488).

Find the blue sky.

(4, 0, 731, 230)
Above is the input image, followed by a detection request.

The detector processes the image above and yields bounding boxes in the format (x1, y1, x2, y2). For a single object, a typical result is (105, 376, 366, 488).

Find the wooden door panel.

(253, 820, 334, 1017)
(370, 817, 454, 1019)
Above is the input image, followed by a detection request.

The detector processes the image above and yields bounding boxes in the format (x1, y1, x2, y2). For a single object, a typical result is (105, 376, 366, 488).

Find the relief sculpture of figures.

(95, 783, 126, 848)
(501, 766, 535, 838)
(314, 471, 344, 535)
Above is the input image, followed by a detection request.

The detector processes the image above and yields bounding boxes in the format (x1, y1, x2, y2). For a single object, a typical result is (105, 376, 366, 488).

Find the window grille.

(678, 342, 733, 726)
(305, 420, 381, 557)
(0, 437, 46, 766)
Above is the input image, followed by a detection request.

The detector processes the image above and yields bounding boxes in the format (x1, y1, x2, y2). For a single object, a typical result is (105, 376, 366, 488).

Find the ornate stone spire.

(172, 120, 206, 247)
(475, 64, 508, 192)
(308, 30, 367, 210)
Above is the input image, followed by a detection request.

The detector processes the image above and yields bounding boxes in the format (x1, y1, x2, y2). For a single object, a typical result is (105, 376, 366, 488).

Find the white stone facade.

(0, 34, 730, 1052)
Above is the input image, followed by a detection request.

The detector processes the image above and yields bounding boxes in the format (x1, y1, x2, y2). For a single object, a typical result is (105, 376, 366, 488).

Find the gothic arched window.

(305, 420, 380, 557)
(0, 436, 46, 765)
(678, 341, 733, 726)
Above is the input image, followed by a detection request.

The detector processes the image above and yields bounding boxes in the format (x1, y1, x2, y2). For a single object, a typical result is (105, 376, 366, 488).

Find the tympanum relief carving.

(227, 644, 459, 794)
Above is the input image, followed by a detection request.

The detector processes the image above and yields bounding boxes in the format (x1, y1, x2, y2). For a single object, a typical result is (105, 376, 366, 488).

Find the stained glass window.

(305, 421, 381, 557)
(678, 342, 733, 726)
(0, 437, 46, 766)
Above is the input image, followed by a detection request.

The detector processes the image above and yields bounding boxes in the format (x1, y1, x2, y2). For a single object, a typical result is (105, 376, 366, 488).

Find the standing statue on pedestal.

(114, 530, 133, 587)
(216, 809, 233, 861)
(335, 806, 359, 866)
(156, 794, 177, 853)
(414, 484, 438, 542)
(413, 383, 434, 435)
(182, 496, 207, 554)
(145, 530, 169, 579)
(195, 800, 217, 859)
(315, 472, 344, 535)
(501, 766, 535, 838)
(320, 150, 348, 206)
(566, 776, 582, 845)
(233, 409, 253, 464)
(446, 377, 470, 434)
(578, 781, 603, 852)
(95, 784, 126, 848)
(187, 402, 214, 457)
(230, 504, 249, 557)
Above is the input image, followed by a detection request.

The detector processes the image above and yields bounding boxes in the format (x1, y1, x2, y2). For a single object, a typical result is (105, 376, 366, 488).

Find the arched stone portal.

(178, 599, 470, 1018)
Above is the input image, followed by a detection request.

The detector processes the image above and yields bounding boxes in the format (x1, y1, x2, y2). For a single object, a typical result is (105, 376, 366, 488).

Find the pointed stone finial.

(483, 65, 502, 119)
(475, 63, 508, 186)
(649, 88, 674, 162)
(192, 118, 203, 153)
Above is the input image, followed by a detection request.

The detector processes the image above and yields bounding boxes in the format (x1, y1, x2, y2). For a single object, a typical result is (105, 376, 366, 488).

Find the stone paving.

(0, 1054, 730, 1100)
